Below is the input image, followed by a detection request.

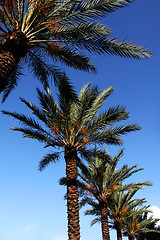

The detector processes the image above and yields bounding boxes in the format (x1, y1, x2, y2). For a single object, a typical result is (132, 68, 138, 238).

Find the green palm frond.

(10, 126, 53, 142)
(120, 181, 152, 192)
(2, 110, 49, 131)
(90, 38, 152, 59)
(27, 51, 65, 87)
(1, 63, 23, 103)
(91, 106, 129, 131)
(112, 124, 142, 134)
(80, 197, 98, 209)
(59, 176, 67, 186)
(91, 129, 122, 145)
(20, 97, 52, 126)
(58, 0, 133, 22)
(120, 166, 144, 180)
(36, 88, 59, 115)
(58, 73, 78, 113)
(79, 148, 111, 165)
(76, 86, 114, 131)
(39, 152, 61, 171)
(84, 208, 100, 216)
(78, 82, 92, 100)
(90, 124, 141, 145)
(55, 22, 112, 41)
(90, 217, 101, 226)
(78, 84, 100, 111)
(85, 87, 114, 117)
(114, 165, 140, 182)
(46, 45, 96, 73)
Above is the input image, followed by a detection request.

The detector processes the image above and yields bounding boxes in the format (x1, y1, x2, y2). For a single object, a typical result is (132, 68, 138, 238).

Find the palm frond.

(101, 38, 152, 59)
(9, 126, 55, 144)
(27, 50, 64, 87)
(77, 86, 114, 130)
(55, 21, 112, 40)
(2, 109, 50, 132)
(47, 44, 96, 73)
(58, 73, 78, 113)
(91, 129, 123, 145)
(1, 64, 23, 103)
(77, 84, 100, 121)
(57, 0, 133, 22)
(85, 86, 114, 118)
(39, 152, 60, 171)
(90, 106, 129, 131)
(59, 176, 67, 186)
(36, 88, 65, 130)
(84, 208, 100, 216)
(90, 217, 101, 226)
(91, 124, 141, 145)
(19, 97, 52, 127)
(77, 36, 153, 59)
(79, 148, 111, 164)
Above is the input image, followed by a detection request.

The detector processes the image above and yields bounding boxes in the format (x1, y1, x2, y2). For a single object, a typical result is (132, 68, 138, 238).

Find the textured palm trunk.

(0, 31, 29, 93)
(0, 50, 17, 92)
(128, 235, 135, 240)
(116, 225, 123, 240)
(100, 201, 110, 240)
(65, 146, 80, 240)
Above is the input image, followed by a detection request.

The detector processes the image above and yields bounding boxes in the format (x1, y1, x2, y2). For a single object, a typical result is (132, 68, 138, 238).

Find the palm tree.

(77, 149, 151, 240)
(0, 0, 152, 101)
(2, 78, 141, 240)
(109, 188, 149, 240)
(123, 206, 159, 240)
(136, 212, 160, 240)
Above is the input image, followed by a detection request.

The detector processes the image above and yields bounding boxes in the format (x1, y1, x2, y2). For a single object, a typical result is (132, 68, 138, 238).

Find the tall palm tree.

(0, 0, 152, 101)
(2, 78, 141, 240)
(77, 150, 151, 240)
(109, 188, 148, 240)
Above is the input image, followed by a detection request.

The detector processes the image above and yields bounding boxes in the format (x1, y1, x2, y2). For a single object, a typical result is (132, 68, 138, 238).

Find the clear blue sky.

(0, 0, 160, 240)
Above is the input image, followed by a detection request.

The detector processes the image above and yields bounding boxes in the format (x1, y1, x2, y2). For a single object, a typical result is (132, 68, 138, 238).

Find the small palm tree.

(2, 78, 141, 240)
(134, 212, 160, 240)
(77, 150, 150, 240)
(109, 188, 149, 240)
(123, 206, 159, 240)
(0, 0, 152, 101)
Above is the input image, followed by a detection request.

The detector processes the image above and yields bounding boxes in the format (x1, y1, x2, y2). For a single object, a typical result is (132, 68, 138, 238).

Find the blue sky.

(0, 0, 160, 239)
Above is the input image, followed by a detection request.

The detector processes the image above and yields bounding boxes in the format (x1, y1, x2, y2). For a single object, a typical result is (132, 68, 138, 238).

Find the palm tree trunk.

(116, 225, 123, 240)
(0, 50, 17, 93)
(128, 235, 135, 240)
(65, 146, 80, 240)
(100, 201, 110, 240)
(0, 31, 29, 93)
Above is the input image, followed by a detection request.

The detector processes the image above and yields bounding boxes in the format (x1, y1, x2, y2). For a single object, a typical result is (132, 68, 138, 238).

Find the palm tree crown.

(123, 205, 159, 240)
(0, 0, 152, 101)
(136, 212, 160, 240)
(2, 79, 141, 166)
(109, 188, 149, 240)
